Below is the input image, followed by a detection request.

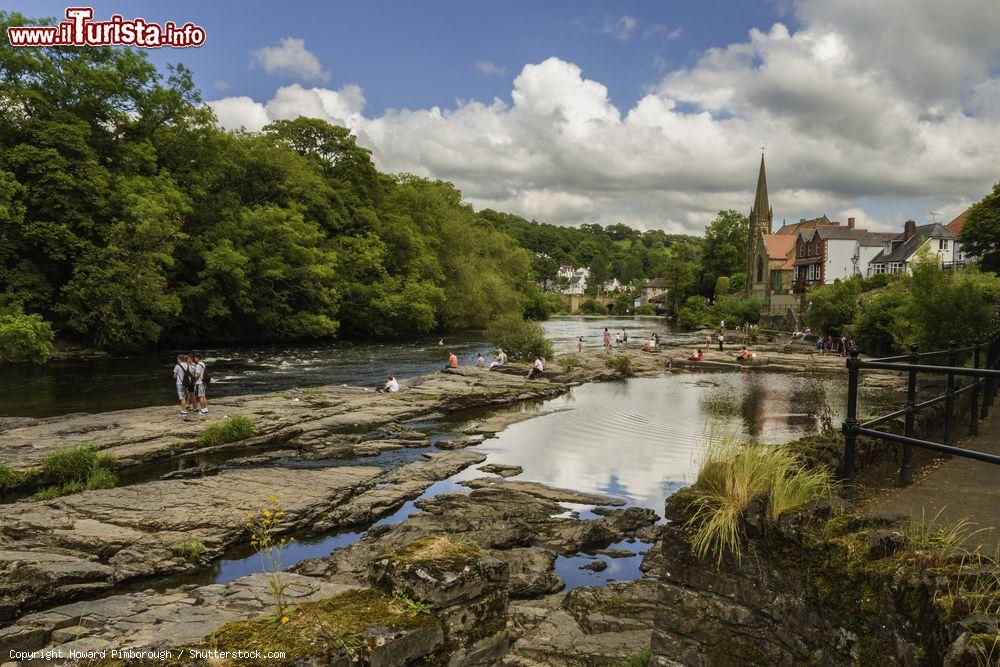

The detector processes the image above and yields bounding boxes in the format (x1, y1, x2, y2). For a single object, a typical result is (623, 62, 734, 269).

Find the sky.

(8, 0, 1000, 234)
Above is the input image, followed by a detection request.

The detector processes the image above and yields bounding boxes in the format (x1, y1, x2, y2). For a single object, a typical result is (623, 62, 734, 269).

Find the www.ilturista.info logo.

(6, 7, 205, 48)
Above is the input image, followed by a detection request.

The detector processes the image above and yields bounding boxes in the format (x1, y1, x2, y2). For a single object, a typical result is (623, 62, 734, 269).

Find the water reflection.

(471, 373, 851, 510)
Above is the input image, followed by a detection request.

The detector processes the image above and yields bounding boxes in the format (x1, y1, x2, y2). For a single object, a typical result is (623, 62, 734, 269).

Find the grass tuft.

(0, 464, 25, 489)
(613, 649, 652, 667)
(382, 536, 482, 570)
(606, 354, 635, 378)
(35, 446, 117, 499)
(171, 538, 207, 562)
(904, 509, 985, 552)
(686, 437, 836, 565)
(197, 415, 256, 447)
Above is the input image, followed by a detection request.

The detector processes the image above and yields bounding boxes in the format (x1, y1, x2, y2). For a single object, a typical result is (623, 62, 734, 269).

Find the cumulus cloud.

(250, 37, 331, 82)
(210, 0, 1000, 233)
(475, 60, 507, 77)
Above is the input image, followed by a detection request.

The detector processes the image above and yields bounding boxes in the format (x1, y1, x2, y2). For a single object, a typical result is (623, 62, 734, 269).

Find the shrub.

(559, 355, 580, 372)
(709, 295, 762, 325)
(686, 438, 836, 565)
(802, 278, 861, 336)
(714, 276, 731, 298)
(197, 415, 256, 447)
(0, 308, 55, 364)
(606, 354, 635, 378)
(635, 304, 656, 315)
(576, 299, 606, 315)
(486, 314, 554, 362)
(677, 295, 709, 330)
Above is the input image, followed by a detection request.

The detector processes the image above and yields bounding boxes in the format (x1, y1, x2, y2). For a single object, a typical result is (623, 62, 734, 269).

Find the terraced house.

(793, 221, 892, 291)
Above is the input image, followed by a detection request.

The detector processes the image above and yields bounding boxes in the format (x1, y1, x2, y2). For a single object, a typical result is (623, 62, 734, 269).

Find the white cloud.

(645, 25, 683, 40)
(250, 37, 330, 82)
(600, 15, 638, 41)
(475, 60, 506, 77)
(210, 0, 1000, 233)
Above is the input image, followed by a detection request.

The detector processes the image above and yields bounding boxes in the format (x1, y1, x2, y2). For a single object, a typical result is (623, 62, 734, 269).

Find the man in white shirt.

(526, 356, 545, 380)
(172, 354, 190, 415)
(192, 354, 208, 414)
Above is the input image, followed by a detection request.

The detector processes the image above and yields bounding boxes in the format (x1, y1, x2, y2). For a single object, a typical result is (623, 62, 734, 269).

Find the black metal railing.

(841, 335, 1000, 486)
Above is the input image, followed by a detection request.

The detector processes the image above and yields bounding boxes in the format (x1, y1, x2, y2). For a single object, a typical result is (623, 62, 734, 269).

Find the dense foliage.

(486, 314, 554, 362)
(0, 14, 546, 353)
(805, 249, 1000, 354)
(958, 181, 1000, 273)
(0, 307, 55, 363)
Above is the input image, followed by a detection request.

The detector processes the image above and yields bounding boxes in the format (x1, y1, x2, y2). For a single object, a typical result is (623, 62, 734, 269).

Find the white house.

(558, 266, 591, 295)
(867, 221, 958, 276)
(793, 221, 893, 289)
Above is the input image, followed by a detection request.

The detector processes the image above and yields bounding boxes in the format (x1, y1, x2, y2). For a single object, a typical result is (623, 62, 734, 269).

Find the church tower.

(746, 154, 774, 293)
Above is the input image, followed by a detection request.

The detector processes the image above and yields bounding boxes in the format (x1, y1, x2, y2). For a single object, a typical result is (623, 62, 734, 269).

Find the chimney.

(904, 219, 916, 241)
(847, 217, 855, 229)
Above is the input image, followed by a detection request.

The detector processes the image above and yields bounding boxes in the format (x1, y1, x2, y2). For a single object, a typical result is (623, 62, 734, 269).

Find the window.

(889, 262, 903, 274)
(884, 242, 892, 254)
(939, 239, 949, 251)
(872, 264, 885, 274)
(757, 256, 764, 283)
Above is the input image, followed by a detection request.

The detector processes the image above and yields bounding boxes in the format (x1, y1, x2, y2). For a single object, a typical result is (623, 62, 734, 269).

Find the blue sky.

(9, 1, 787, 113)
(5, 1, 999, 233)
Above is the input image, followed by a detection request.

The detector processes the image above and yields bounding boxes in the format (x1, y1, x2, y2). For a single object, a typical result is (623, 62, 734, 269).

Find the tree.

(700, 210, 749, 294)
(659, 242, 701, 314)
(958, 182, 1000, 273)
(802, 278, 862, 337)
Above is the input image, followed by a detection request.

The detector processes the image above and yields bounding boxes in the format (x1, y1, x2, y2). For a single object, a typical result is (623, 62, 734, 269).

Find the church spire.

(751, 153, 769, 222)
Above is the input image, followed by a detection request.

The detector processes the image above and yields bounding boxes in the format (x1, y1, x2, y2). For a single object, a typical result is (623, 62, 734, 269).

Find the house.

(867, 221, 958, 276)
(554, 265, 591, 295)
(638, 278, 667, 306)
(793, 221, 894, 291)
(602, 278, 624, 293)
(946, 209, 974, 267)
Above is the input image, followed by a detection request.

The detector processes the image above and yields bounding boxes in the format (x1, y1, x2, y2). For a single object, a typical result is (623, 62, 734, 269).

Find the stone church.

(746, 154, 774, 301)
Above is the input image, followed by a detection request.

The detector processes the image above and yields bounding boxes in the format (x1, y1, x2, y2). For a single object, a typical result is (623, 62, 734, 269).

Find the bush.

(576, 299, 606, 315)
(677, 295, 709, 330)
(709, 295, 762, 325)
(686, 438, 836, 565)
(713, 276, 731, 298)
(854, 289, 908, 356)
(523, 291, 562, 321)
(0, 308, 55, 364)
(802, 278, 861, 336)
(197, 415, 256, 447)
(486, 314, 554, 362)
(606, 354, 635, 378)
(635, 304, 656, 315)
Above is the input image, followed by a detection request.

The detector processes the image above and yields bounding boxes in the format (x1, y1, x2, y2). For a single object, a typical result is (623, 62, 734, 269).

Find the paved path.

(867, 413, 1000, 552)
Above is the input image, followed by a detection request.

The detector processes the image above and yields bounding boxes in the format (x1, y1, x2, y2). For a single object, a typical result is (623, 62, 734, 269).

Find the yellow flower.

(246, 513, 255, 519)
(263, 510, 271, 518)
(280, 616, 289, 624)
(269, 496, 278, 503)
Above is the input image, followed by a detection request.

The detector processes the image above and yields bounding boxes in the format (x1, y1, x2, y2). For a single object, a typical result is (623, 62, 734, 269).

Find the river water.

(0, 316, 690, 418)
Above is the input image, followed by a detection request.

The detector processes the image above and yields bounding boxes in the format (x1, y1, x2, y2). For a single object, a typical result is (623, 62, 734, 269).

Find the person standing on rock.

(717, 333, 724, 352)
(192, 354, 209, 414)
(172, 354, 192, 415)
(603, 328, 612, 353)
(577, 337, 584, 352)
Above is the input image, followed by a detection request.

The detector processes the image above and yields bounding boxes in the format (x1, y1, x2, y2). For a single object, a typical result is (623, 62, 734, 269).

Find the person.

(488, 354, 501, 370)
(717, 333, 724, 352)
(577, 336, 584, 352)
(603, 328, 612, 353)
(735, 346, 751, 362)
(704, 334, 711, 348)
(447, 352, 458, 369)
(476, 353, 485, 368)
(172, 354, 191, 415)
(816, 338, 824, 353)
(687, 349, 704, 361)
(840, 336, 848, 357)
(378, 372, 399, 393)
(825, 336, 833, 354)
(622, 329, 629, 346)
(192, 354, 208, 414)
(526, 355, 545, 379)
(615, 332, 622, 346)
(653, 332, 661, 347)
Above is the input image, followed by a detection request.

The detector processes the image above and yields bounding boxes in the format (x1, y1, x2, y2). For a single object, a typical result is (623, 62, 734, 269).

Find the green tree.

(700, 210, 748, 294)
(802, 278, 862, 337)
(958, 182, 1000, 273)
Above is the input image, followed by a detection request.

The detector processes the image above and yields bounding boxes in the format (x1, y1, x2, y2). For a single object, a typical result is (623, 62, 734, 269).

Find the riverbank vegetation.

(802, 248, 1000, 355)
(197, 415, 256, 447)
(0, 12, 554, 363)
(36, 445, 117, 499)
(486, 314, 554, 362)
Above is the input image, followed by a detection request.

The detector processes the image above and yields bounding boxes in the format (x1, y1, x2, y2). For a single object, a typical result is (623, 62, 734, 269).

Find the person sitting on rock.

(446, 352, 458, 369)
(476, 353, 485, 368)
(735, 346, 751, 362)
(526, 355, 545, 380)
(378, 372, 399, 393)
(687, 349, 704, 361)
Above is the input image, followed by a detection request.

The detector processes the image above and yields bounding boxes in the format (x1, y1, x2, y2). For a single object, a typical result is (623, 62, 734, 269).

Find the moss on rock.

(381, 536, 483, 571)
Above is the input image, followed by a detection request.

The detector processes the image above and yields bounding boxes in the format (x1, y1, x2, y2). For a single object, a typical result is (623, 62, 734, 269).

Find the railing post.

(970, 339, 981, 436)
(986, 338, 997, 418)
(900, 343, 918, 487)
(841, 347, 861, 486)
(944, 340, 956, 450)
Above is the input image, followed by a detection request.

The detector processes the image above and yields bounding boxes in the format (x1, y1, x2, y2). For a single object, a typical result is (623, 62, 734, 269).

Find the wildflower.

(280, 616, 289, 624)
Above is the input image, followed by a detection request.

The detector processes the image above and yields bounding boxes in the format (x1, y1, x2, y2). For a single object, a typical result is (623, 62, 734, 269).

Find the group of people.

(171, 354, 210, 415)
(599, 327, 632, 352)
(817, 335, 854, 356)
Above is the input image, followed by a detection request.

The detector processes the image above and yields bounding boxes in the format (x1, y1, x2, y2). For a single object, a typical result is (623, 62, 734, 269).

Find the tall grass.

(35, 445, 117, 499)
(686, 437, 837, 565)
(197, 415, 256, 447)
(904, 508, 986, 552)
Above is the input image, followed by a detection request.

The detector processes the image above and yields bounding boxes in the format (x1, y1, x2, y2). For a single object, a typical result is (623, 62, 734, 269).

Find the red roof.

(946, 209, 968, 235)
(762, 234, 796, 259)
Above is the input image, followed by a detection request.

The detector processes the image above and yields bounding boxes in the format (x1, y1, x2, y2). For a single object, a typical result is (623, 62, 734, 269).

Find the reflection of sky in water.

(470, 373, 851, 510)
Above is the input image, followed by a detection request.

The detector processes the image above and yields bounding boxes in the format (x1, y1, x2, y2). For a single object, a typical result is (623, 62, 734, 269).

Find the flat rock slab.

(0, 573, 355, 655)
(479, 463, 523, 478)
(0, 370, 566, 475)
(458, 478, 627, 507)
(0, 466, 382, 621)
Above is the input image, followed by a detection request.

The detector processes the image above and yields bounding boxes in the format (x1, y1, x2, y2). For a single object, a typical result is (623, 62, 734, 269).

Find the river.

(0, 316, 694, 418)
